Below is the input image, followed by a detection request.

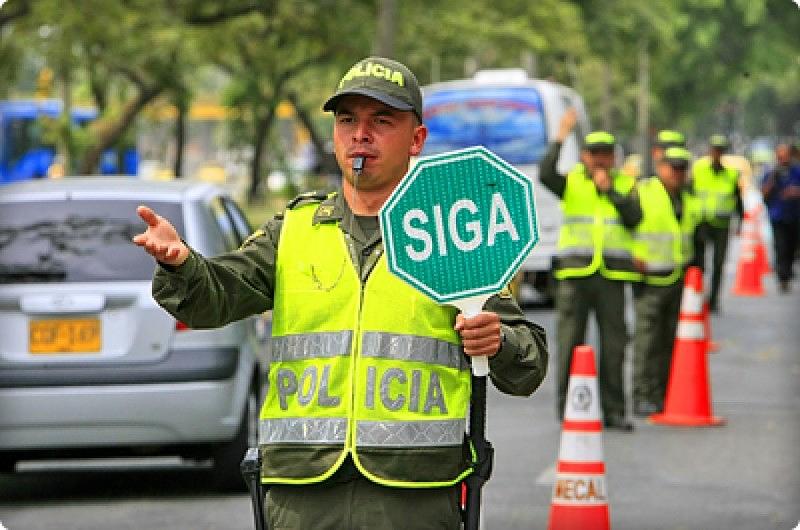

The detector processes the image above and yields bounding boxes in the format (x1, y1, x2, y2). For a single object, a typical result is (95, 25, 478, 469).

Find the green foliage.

(1, 0, 797, 180)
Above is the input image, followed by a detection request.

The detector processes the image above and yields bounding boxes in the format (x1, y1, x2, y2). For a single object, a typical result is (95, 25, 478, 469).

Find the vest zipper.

(343, 231, 366, 458)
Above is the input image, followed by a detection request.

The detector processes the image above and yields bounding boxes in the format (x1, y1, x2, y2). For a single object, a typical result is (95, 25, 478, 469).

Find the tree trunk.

(601, 61, 613, 132)
(637, 40, 650, 166)
(249, 103, 276, 203)
(60, 62, 76, 174)
(78, 84, 163, 174)
(373, 0, 397, 57)
(286, 91, 338, 175)
(173, 97, 188, 178)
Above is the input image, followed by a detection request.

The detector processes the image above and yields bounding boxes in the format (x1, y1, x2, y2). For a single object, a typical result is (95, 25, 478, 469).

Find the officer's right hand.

(556, 108, 578, 143)
(133, 205, 190, 267)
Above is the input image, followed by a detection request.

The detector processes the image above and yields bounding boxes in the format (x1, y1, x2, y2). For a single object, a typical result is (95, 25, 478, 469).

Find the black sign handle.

(464, 374, 494, 530)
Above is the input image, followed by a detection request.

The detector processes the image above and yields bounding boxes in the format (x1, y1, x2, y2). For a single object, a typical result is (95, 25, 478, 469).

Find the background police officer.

(632, 147, 698, 416)
(133, 56, 548, 530)
(646, 129, 686, 179)
(689, 134, 743, 312)
(540, 109, 642, 431)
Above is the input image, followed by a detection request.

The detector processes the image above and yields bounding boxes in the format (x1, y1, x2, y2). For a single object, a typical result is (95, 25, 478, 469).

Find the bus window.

(8, 118, 39, 164)
(422, 87, 547, 165)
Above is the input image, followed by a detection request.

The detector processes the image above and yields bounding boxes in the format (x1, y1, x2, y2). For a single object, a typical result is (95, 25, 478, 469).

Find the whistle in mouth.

(352, 156, 366, 177)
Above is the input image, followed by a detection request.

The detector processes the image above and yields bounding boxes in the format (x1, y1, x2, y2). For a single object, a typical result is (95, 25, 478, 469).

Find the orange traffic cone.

(702, 301, 719, 353)
(548, 345, 610, 530)
(732, 211, 765, 296)
(650, 267, 725, 426)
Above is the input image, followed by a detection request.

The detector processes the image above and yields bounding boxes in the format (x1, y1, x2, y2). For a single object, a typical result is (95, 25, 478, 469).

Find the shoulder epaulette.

(286, 190, 330, 210)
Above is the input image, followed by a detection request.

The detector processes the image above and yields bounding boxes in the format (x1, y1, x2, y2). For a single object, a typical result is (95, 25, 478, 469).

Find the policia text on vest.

(274, 362, 450, 415)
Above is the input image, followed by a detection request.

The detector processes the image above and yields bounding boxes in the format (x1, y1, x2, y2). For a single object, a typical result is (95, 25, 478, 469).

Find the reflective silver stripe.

(602, 249, 633, 258)
(271, 331, 353, 362)
(259, 417, 347, 444)
(361, 332, 468, 371)
(558, 247, 594, 258)
(563, 215, 594, 224)
(356, 419, 466, 447)
(603, 218, 622, 225)
(646, 264, 675, 273)
(635, 233, 674, 242)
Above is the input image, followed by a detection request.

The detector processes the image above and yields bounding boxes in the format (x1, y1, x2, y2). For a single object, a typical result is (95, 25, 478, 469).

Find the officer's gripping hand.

(455, 312, 502, 358)
(133, 205, 190, 267)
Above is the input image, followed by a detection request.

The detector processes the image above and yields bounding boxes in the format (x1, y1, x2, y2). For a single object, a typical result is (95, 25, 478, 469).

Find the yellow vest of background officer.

(634, 176, 699, 286)
(691, 158, 738, 227)
(260, 202, 473, 488)
(556, 163, 640, 281)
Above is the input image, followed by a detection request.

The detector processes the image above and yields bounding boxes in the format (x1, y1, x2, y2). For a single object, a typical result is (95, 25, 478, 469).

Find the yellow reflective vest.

(691, 158, 739, 226)
(634, 177, 699, 286)
(260, 201, 473, 488)
(555, 164, 640, 281)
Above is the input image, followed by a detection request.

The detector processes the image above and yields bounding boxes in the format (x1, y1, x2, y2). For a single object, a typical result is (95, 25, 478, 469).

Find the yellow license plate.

(29, 318, 102, 354)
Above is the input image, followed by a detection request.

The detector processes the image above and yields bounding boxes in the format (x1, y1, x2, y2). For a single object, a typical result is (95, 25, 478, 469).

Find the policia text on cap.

(133, 56, 548, 530)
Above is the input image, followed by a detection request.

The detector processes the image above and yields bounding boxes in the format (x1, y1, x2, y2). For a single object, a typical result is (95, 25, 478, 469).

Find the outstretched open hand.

(132, 205, 190, 266)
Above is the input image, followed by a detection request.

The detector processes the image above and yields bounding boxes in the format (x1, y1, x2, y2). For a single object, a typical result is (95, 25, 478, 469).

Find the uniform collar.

(313, 188, 383, 247)
(312, 190, 345, 225)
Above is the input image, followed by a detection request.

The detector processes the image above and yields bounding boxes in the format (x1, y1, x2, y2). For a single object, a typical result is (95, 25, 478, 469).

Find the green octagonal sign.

(380, 146, 539, 304)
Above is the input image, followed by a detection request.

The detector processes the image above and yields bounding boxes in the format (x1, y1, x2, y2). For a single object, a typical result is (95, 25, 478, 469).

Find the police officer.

(133, 57, 548, 530)
(540, 109, 642, 431)
(647, 130, 686, 176)
(632, 147, 699, 416)
(690, 134, 743, 312)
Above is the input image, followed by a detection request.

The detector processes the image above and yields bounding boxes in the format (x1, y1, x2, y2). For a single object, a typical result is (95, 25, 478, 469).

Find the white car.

(0, 177, 269, 490)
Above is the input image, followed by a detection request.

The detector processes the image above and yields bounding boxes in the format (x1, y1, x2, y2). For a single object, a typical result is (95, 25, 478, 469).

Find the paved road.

(487, 271, 800, 530)
(2, 255, 798, 529)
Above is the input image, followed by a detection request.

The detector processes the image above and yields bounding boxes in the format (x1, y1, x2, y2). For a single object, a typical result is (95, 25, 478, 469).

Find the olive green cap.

(323, 57, 423, 121)
(656, 129, 686, 148)
(584, 131, 616, 151)
(709, 134, 730, 150)
(663, 146, 691, 168)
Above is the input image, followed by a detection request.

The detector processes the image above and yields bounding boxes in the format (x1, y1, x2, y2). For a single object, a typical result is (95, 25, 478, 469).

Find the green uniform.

(152, 190, 548, 529)
(632, 177, 699, 411)
(539, 142, 642, 424)
(690, 157, 743, 311)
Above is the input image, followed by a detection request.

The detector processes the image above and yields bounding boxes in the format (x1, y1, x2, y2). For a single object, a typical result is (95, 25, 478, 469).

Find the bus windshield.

(422, 86, 547, 165)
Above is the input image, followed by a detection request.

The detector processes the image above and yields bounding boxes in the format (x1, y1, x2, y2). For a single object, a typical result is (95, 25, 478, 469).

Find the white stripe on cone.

(680, 286, 704, 314)
(558, 431, 604, 462)
(676, 321, 705, 340)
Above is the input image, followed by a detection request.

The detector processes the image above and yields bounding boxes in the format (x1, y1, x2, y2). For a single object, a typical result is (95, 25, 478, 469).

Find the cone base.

(648, 412, 726, 427)
(732, 287, 765, 296)
(548, 504, 610, 530)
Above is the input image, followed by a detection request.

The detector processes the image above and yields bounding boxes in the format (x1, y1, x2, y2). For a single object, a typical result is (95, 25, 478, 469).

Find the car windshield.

(422, 87, 548, 165)
(0, 199, 183, 283)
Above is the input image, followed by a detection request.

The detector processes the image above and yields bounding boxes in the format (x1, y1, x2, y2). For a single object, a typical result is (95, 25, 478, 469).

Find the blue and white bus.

(421, 69, 590, 301)
(0, 99, 138, 184)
